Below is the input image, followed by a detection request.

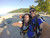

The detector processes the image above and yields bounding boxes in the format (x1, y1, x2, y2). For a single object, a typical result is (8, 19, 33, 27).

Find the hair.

(22, 14, 32, 24)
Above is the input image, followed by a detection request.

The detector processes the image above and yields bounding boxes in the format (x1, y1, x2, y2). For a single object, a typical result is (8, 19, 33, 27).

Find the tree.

(35, 0, 50, 14)
(30, 5, 35, 8)
(47, 6, 50, 14)
(35, 6, 41, 12)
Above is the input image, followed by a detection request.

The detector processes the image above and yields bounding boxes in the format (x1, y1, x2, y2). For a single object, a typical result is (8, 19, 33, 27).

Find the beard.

(31, 14, 35, 17)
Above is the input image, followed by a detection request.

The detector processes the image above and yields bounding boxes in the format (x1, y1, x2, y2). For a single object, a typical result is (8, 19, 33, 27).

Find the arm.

(40, 22, 50, 29)
(12, 22, 22, 27)
(40, 22, 50, 38)
(38, 18, 50, 38)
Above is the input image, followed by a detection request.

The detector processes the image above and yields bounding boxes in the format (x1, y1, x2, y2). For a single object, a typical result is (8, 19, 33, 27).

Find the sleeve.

(18, 21, 22, 23)
(38, 18, 43, 26)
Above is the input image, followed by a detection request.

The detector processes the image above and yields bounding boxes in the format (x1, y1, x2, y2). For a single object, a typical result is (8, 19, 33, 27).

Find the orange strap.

(34, 27, 36, 31)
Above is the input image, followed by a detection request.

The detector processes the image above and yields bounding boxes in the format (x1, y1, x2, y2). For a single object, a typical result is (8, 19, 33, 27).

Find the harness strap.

(20, 21, 29, 35)
(31, 16, 41, 38)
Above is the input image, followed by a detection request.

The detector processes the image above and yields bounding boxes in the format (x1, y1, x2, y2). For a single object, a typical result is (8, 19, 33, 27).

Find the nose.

(31, 12, 34, 14)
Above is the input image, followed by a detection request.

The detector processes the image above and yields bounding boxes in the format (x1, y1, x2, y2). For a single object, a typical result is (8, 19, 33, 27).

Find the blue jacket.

(27, 17, 43, 38)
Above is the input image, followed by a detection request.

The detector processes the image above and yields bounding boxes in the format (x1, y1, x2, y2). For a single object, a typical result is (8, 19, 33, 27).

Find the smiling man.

(29, 8, 50, 38)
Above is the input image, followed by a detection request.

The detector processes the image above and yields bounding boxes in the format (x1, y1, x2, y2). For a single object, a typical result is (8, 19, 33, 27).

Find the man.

(29, 8, 50, 38)
(29, 8, 44, 29)
(28, 8, 44, 38)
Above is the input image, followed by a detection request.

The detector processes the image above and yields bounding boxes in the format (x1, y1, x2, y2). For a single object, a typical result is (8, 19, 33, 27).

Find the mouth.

(31, 14, 35, 17)
(32, 14, 35, 15)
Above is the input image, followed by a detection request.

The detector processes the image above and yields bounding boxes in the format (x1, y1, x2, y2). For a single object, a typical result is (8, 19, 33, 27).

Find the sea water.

(0, 13, 16, 16)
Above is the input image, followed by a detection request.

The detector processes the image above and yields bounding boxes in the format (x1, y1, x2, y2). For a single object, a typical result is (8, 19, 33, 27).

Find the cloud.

(0, 8, 16, 15)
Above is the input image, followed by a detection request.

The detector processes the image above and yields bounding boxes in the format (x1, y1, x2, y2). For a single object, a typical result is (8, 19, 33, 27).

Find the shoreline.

(0, 13, 50, 23)
(40, 14, 50, 17)
(0, 13, 50, 17)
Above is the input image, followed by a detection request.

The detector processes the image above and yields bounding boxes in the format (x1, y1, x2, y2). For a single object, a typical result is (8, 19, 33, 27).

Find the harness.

(20, 21, 29, 35)
(31, 16, 42, 38)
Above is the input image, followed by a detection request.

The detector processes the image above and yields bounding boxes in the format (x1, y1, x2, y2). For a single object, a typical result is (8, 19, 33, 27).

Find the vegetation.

(9, 8, 29, 13)
(9, 0, 50, 14)
(35, 0, 50, 14)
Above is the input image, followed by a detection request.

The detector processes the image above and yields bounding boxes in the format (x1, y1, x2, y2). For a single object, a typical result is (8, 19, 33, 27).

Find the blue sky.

(0, 0, 38, 14)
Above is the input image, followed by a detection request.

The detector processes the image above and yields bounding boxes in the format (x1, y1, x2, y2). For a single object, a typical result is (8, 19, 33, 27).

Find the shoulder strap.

(35, 16, 40, 33)
(35, 16, 41, 38)
(20, 20, 24, 30)
(31, 22, 35, 32)
(41, 17, 45, 21)
(20, 20, 24, 35)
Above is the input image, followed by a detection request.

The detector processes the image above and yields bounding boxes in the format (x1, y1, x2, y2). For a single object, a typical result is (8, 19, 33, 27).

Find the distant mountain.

(9, 8, 29, 13)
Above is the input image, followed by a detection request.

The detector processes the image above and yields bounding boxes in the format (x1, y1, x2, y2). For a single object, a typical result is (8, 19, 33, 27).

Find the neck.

(24, 22, 27, 24)
(24, 22, 29, 26)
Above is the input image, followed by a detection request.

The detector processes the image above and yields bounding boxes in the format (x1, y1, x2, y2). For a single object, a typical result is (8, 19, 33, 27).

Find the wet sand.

(0, 14, 50, 38)
(0, 14, 23, 38)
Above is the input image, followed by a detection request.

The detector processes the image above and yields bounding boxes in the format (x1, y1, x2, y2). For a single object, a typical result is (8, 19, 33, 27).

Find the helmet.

(29, 8, 36, 13)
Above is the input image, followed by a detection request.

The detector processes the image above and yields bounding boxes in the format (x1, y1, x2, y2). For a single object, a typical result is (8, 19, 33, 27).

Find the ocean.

(0, 13, 15, 16)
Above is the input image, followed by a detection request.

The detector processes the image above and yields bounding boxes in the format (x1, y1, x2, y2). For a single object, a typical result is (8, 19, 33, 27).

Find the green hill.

(9, 8, 29, 13)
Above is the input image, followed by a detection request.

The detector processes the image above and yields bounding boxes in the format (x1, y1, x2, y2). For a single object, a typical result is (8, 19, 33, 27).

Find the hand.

(19, 14, 23, 19)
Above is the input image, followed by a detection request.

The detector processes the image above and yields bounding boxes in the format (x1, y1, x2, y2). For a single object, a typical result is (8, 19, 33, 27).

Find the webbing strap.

(35, 16, 41, 38)
(31, 16, 40, 38)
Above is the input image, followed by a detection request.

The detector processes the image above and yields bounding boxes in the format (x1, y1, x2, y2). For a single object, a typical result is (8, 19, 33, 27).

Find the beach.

(0, 13, 50, 38)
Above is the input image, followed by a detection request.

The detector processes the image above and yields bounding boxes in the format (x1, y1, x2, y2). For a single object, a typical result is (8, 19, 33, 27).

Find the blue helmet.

(29, 8, 36, 13)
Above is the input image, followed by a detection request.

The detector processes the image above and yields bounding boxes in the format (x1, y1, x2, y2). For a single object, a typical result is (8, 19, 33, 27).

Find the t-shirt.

(23, 25, 28, 30)
(18, 21, 22, 23)
(23, 25, 28, 37)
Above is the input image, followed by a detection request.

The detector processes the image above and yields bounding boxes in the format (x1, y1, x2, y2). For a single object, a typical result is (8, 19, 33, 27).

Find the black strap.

(41, 17, 45, 21)
(20, 20, 29, 35)
(35, 16, 41, 38)
(20, 20, 24, 29)
(20, 21, 24, 35)
(31, 22, 35, 32)
(31, 16, 40, 38)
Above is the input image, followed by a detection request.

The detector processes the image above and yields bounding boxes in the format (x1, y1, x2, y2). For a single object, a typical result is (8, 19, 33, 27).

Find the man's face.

(30, 11, 36, 17)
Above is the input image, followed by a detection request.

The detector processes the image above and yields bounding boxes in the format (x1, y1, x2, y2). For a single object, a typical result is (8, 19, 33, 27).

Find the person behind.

(12, 14, 32, 38)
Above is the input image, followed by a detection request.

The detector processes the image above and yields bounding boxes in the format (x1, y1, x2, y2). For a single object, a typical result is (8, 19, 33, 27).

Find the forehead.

(24, 15, 29, 17)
